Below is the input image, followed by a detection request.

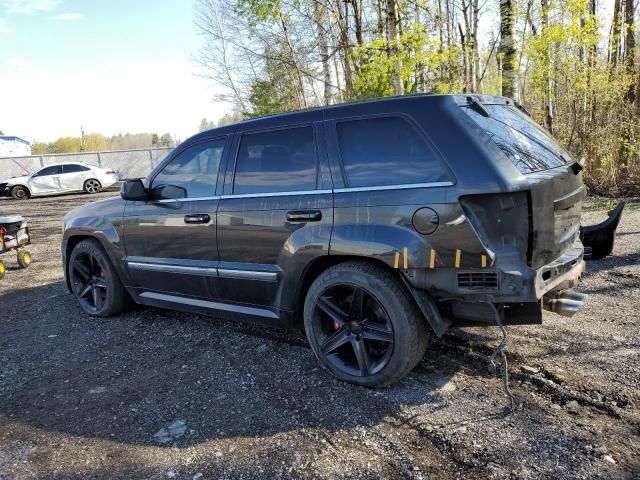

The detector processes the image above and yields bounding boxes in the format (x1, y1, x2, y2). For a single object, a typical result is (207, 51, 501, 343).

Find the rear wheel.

(11, 186, 28, 200)
(0, 260, 5, 279)
(68, 239, 129, 316)
(17, 250, 31, 268)
(303, 261, 428, 387)
(83, 179, 102, 194)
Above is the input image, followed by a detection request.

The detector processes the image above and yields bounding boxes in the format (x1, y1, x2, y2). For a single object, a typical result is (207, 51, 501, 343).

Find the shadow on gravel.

(581, 251, 640, 277)
(0, 281, 494, 449)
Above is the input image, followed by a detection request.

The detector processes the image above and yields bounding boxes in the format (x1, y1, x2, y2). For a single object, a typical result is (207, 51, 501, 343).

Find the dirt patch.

(0, 193, 638, 479)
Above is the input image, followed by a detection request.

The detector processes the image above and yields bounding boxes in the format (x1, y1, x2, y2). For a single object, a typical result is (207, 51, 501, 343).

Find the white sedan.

(1, 163, 118, 200)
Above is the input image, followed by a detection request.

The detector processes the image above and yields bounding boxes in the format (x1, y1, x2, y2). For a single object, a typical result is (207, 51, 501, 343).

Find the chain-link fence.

(0, 147, 173, 181)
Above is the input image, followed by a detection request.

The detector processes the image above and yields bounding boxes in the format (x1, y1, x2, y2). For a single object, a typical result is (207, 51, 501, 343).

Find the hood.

(63, 195, 124, 225)
(2, 175, 30, 185)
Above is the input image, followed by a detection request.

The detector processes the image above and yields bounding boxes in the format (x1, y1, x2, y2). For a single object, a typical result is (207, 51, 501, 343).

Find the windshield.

(462, 104, 571, 174)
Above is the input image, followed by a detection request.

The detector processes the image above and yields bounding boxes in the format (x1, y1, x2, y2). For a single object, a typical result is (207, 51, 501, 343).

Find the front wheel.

(11, 186, 28, 200)
(68, 239, 130, 316)
(303, 261, 428, 387)
(83, 179, 102, 194)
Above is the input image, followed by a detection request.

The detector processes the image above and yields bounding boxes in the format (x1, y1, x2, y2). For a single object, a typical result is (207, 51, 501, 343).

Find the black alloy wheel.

(70, 250, 108, 314)
(312, 285, 394, 378)
(304, 261, 429, 387)
(68, 239, 130, 317)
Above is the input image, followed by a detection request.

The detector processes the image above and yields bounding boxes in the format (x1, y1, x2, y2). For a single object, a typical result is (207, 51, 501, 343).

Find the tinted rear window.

(462, 105, 570, 174)
(234, 126, 317, 194)
(336, 116, 449, 188)
(63, 164, 88, 173)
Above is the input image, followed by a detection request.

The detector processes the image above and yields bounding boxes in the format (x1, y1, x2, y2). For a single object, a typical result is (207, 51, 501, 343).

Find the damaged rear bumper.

(580, 201, 625, 260)
(405, 238, 588, 332)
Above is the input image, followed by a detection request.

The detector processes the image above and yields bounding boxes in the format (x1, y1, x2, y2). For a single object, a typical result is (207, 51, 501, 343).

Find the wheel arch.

(293, 255, 402, 325)
(63, 231, 128, 291)
(292, 254, 451, 337)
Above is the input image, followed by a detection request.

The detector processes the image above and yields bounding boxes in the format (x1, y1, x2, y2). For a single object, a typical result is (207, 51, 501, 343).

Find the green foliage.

(246, 45, 304, 117)
(51, 137, 82, 153)
(216, 112, 245, 127)
(517, 0, 639, 194)
(352, 24, 463, 99)
(31, 143, 49, 155)
(235, 0, 283, 27)
(160, 133, 174, 147)
(199, 118, 215, 132)
(83, 133, 108, 152)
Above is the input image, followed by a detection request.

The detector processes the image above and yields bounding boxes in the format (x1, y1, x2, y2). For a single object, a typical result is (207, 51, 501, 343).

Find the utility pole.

(80, 126, 85, 152)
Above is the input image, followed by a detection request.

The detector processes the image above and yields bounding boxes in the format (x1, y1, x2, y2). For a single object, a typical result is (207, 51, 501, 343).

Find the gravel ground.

(0, 192, 638, 480)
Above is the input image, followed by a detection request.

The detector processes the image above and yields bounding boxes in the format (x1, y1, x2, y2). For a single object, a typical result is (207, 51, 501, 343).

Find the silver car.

(1, 162, 117, 199)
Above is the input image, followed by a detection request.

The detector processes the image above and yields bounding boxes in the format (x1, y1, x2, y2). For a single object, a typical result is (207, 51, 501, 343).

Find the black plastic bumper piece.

(580, 201, 625, 260)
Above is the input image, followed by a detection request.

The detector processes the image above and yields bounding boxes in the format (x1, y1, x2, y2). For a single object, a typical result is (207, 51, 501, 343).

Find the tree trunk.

(610, 0, 622, 67)
(350, 0, 364, 45)
(498, 0, 517, 98)
(624, 0, 635, 103)
(279, 14, 308, 108)
(541, 0, 553, 132)
(313, 0, 333, 105)
(461, 0, 471, 92)
(334, 0, 354, 97)
(471, 0, 479, 92)
(386, 0, 404, 95)
(437, 0, 445, 84)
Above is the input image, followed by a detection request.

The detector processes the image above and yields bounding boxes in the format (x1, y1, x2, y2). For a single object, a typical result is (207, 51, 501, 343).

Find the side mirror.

(121, 179, 148, 201)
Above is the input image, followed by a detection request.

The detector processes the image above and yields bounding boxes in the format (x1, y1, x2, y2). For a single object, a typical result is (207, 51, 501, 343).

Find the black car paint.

(62, 94, 587, 332)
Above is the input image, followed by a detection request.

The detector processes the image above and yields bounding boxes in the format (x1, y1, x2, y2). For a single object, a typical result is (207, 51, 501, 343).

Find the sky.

(0, 0, 228, 143)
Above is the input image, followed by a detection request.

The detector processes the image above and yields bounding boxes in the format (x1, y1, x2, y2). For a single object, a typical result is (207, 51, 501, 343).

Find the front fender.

(62, 216, 129, 290)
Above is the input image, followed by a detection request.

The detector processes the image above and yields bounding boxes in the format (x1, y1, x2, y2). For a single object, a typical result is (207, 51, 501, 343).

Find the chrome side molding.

(127, 260, 278, 282)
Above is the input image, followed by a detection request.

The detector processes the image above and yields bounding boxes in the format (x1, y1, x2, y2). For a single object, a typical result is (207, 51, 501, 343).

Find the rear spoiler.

(580, 201, 625, 260)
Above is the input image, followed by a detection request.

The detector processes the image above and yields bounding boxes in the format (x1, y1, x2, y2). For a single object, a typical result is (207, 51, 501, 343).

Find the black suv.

(63, 94, 589, 386)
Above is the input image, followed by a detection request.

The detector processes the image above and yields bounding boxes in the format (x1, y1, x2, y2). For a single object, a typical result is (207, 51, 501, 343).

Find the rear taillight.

(0, 227, 6, 236)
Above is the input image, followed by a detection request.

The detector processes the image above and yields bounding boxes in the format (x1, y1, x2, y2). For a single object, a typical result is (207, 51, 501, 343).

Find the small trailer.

(0, 215, 32, 279)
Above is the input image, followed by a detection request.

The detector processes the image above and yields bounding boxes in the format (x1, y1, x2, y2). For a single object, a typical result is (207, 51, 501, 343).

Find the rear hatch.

(461, 99, 584, 268)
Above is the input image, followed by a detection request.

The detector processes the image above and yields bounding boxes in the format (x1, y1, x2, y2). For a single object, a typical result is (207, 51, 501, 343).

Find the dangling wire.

(488, 304, 516, 412)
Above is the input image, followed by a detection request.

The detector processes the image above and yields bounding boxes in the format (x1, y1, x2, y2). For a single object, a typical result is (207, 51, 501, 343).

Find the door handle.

(286, 210, 322, 222)
(184, 213, 210, 224)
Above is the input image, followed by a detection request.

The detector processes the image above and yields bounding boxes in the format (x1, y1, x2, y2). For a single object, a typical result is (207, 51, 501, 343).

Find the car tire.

(303, 261, 429, 387)
(83, 179, 102, 194)
(68, 239, 130, 317)
(11, 186, 28, 200)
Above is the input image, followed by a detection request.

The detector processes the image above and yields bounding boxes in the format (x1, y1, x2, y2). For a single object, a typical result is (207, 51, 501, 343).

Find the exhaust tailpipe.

(544, 289, 588, 317)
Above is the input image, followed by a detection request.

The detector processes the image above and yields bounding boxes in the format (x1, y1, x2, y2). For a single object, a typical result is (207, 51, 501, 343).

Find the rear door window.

(335, 116, 449, 188)
(62, 164, 88, 173)
(233, 126, 318, 194)
(462, 104, 570, 174)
